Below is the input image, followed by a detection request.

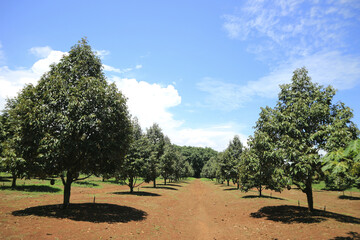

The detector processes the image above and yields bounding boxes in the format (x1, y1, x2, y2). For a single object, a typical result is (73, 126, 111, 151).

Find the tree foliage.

(6, 38, 132, 207)
(323, 139, 360, 190)
(144, 123, 165, 187)
(176, 145, 217, 178)
(117, 117, 149, 192)
(0, 108, 28, 188)
(219, 136, 243, 187)
(239, 128, 286, 196)
(268, 67, 357, 211)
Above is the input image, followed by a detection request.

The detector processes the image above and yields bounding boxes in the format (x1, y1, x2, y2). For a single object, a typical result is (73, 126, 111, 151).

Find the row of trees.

(0, 39, 195, 207)
(201, 67, 359, 212)
(117, 119, 194, 192)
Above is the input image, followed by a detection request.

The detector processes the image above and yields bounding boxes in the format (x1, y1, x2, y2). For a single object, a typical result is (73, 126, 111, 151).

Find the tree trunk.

(62, 171, 73, 208)
(153, 178, 156, 188)
(237, 182, 239, 189)
(164, 178, 167, 185)
(305, 178, 314, 212)
(11, 174, 17, 189)
(259, 185, 262, 197)
(227, 179, 229, 186)
(129, 178, 134, 193)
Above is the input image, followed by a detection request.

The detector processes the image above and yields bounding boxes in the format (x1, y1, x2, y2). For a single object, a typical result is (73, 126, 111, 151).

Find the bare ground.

(1, 179, 360, 239)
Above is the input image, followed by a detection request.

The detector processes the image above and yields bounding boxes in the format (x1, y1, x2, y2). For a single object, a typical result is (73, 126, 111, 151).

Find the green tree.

(159, 143, 176, 185)
(118, 117, 148, 193)
(144, 123, 165, 187)
(239, 129, 287, 196)
(201, 156, 218, 180)
(271, 67, 357, 211)
(0, 103, 29, 188)
(177, 146, 217, 178)
(7, 38, 132, 207)
(218, 150, 232, 186)
(323, 139, 360, 190)
(227, 135, 243, 188)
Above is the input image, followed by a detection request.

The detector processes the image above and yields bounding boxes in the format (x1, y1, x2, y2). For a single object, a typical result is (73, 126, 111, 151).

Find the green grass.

(200, 177, 216, 182)
(312, 181, 360, 192)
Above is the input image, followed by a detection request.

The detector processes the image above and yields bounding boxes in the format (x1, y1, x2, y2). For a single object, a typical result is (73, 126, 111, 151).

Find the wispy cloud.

(223, 0, 360, 60)
(103, 64, 142, 74)
(198, 51, 360, 109)
(202, 0, 360, 111)
(94, 49, 110, 59)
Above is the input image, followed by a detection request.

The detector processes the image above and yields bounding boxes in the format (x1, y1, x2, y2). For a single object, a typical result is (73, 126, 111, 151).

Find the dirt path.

(1, 178, 360, 239)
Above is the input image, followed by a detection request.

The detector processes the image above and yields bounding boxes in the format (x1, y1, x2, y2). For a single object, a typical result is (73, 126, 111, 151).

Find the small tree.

(159, 144, 176, 185)
(144, 123, 165, 187)
(218, 150, 232, 186)
(118, 117, 148, 193)
(227, 136, 243, 188)
(8, 39, 132, 207)
(238, 130, 287, 196)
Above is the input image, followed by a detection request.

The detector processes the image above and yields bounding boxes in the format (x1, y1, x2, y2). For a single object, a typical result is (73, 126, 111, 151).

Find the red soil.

(1, 179, 359, 239)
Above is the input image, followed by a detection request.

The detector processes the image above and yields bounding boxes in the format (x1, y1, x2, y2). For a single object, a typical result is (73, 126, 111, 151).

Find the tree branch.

(60, 174, 66, 186)
(73, 174, 92, 182)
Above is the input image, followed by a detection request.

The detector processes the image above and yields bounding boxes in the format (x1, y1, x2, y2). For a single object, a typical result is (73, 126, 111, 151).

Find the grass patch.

(73, 181, 100, 188)
(200, 178, 216, 182)
(0, 185, 61, 193)
(312, 181, 360, 193)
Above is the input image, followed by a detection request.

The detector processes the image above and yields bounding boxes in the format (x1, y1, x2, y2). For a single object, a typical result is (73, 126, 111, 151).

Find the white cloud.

(198, 51, 360, 109)
(29, 46, 52, 58)
(0, 48, 66, 110)
(247, 51, 360, 97)
(170, 124, 248, 151)
(95, 49, 110, 59)
(111, 77, 247, 151)
(112, 77, 183, 131)
(103, 64, 122, 73)
(103, 64, 142, 74)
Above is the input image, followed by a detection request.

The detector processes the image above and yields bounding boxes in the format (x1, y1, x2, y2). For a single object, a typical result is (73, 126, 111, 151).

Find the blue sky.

(1, 0, 360, 151)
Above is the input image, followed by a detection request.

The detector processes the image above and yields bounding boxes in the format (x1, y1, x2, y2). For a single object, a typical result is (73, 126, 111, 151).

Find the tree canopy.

(268, 67, 358, 211)
(5, 38, 132, 207)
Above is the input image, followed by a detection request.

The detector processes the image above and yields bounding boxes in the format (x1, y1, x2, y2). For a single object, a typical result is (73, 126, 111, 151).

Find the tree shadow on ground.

(250, 205, 360, 224)
(12, 203, 147, 223)
(223, 187, 239, 191)
(0, 185, 61, 193)
(142, 186, 178, 191)
(0, 177, 11, 182)
(112, 191, 161, 197)
(73, 181, 99, 187)
(330, 231, 360, 240)
(242, 195, 286, 201)
(338, 195, 360, 200)
(157, 183, 182, 187)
